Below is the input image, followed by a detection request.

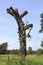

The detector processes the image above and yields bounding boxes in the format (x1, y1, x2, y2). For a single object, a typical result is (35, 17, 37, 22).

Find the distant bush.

(37, 49, 43, 55)
(7, 49, 20, 54)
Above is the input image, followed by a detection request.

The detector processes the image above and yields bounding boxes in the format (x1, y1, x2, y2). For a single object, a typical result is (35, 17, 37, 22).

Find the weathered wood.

(7, 7, 33, 60)
(19, 11, 28, 19)
(24, 24, 33, 30)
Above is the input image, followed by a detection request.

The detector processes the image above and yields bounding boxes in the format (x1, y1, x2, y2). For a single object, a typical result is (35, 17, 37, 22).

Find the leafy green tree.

(0, 42, 8, 54)
(28, 47, 32, 54)
(10, 49, 19, 54)
(37, 49, 43, 55)
(39, 13, 43, 33)
(7, 49, 20, 54)
(41, 41, 43, 47)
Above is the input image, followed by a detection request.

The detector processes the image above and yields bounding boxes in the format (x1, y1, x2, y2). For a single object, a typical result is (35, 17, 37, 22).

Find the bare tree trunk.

(7, 7, 33, 60)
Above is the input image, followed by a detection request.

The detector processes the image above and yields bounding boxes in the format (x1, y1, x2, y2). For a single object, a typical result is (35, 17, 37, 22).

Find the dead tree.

(7, 7, 33, 60)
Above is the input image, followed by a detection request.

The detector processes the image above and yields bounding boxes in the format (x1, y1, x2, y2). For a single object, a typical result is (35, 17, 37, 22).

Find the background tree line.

(0, 42, 43, 55)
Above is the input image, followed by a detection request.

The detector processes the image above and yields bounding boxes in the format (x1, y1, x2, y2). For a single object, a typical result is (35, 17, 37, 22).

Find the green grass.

(28, 54, 43, 65)
(0, 54, 43, 65)
(28, 54, 43, 63)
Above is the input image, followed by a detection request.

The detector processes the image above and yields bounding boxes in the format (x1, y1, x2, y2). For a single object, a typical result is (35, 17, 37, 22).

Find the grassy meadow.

(0, 54, 43, 65)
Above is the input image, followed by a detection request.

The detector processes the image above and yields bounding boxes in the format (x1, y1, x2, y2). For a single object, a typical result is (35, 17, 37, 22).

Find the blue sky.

(0, 0, 43, 50)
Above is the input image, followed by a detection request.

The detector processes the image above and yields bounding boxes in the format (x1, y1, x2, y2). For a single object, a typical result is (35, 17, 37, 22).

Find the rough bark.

(7, 7, 33, 60)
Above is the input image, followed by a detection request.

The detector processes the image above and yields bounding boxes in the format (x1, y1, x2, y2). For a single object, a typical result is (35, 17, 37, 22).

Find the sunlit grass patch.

(0, 54, 43, 65)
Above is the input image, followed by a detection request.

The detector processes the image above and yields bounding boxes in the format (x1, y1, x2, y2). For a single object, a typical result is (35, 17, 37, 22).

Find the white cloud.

(0, 36, 20, 50)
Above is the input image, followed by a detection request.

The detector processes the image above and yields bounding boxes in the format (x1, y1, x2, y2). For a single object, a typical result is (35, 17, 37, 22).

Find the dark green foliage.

(28, 47, 32, 54)
(39, 13, 43, 33)
(27, 47, 37, 54)
(41, 41, 43, 47)
(7, 49, 20, 54)
(40, 13, 43, 18)
(31, 50, 37, 54)
(37, 49, 43, 55)
(11, 49, 20, 54)
(0, 42, 8, 54)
